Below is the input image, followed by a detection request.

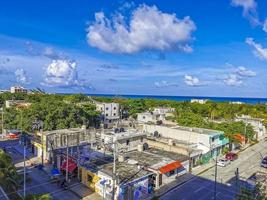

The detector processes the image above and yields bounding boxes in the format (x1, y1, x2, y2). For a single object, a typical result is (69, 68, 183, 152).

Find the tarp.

(51, 168, 60, 176)
(61, 159, 77, 173)
(159, 161, 183, 174)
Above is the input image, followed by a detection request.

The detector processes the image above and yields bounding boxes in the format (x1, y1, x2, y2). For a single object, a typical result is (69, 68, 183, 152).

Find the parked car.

(261, 157, 267, 168)
(225, 152, 238, 161)
(217, 158, 230, 167)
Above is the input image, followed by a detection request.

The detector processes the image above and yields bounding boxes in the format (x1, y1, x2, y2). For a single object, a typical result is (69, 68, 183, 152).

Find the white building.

(137, 107, 174, 124)
(95, 102, 120, 127)
(10, 86, 28, 94)
(101, 128, 146, 152)
(190, 99, 208, 104)
(143, 124, 229, 156)
(235, 115, 266, 140)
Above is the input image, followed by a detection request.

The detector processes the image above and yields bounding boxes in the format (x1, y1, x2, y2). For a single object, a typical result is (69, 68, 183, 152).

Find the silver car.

(217, 158, 230, 167)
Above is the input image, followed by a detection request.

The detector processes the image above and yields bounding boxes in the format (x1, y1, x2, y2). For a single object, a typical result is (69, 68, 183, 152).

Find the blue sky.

(0, 0, 267, 97)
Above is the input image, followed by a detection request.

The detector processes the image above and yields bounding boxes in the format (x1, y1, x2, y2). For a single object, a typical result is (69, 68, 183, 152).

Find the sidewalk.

(149, 173, 194, 199)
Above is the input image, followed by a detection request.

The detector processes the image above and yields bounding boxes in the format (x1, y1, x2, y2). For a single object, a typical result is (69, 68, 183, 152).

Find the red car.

(225, 152, 238, 161)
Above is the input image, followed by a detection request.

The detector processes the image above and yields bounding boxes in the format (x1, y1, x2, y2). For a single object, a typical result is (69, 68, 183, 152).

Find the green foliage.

(222, 146, 230, 155)
(0, 149, 19, 199)
(2, 94, 100, 132)
(25, 193, 52, 200)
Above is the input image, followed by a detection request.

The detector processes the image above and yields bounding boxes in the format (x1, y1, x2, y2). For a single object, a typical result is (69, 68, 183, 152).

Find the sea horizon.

(63, 93, 267, 104)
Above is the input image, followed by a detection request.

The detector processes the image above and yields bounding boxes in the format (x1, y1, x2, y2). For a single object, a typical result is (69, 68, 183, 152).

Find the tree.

(25, 194, 52, 200)
(0, 149, 19, 198)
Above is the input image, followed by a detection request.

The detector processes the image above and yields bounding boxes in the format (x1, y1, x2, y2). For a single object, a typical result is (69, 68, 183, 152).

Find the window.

(126, 140, 130, 145)
(169, 170, 175, 175)
(106, 114, 108, 117)
(143, 116, 146, 119)
(113, 113, 116, 116)
(106, 107, 109, 110)
(140, 137, 143, 142)
(87, 175, 93, 182)
(114, 107, 116, 110)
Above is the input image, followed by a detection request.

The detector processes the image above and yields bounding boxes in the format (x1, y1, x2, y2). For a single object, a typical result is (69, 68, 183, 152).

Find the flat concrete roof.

(158, 124, 223, 135)
(100, 148, 189, 183)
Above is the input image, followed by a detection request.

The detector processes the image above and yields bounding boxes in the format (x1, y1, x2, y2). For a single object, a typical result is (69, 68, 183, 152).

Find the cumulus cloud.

(184, 75, 205, 86)
(223, 74, 243, 86)
(43, 60, 87, 88)
(246, 37, 267, 60)
(154, 80, 178, 88)
(15, 68, 30, 84)
(231, 0, 259, 25)
(235, 66, 256, 77)
(87, 4, 196, 54)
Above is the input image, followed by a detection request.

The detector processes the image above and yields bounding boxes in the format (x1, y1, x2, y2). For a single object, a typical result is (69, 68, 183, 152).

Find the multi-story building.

(31, 128, 97, 164)
(10, 86, 28, 94)
(101, 128, 146, 152)
(143, 124, 229, 159)
(95, 102, 120, 127)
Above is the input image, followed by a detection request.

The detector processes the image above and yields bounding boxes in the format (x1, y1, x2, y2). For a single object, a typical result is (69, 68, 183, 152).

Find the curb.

(151, 174, 195, 199)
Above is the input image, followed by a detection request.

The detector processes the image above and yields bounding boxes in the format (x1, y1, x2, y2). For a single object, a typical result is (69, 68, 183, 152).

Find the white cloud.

(87, 4, 196, 54)
(231, 0, 259, 25)
(184, 75, 205, 86)
(43, 47, 64, 59)
(263, 19, 267, 32)
(154, 80, 178, 88)
(43, 60, 83, 88)
(235, 66, 256, 77)
(246, 37, 267, 60)
(15, 68, 30, 84)
(223, 74, 243, 86)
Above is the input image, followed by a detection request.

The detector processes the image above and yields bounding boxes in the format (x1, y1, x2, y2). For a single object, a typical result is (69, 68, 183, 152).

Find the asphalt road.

(160, 140, 267, 200)
(0, 139, 81, 200)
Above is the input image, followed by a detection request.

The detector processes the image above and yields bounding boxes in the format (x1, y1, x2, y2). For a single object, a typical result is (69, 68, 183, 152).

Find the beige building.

(10, 86, 28, 94)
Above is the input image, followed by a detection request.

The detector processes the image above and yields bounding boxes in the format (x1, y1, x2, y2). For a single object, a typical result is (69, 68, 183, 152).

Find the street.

(160, 140, 267, 200)
(0, 139, 85, 200)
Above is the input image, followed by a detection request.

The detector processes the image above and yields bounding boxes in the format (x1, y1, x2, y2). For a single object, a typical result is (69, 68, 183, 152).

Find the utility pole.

(112, 141, 117, 200)
(77, 133, 80, 181)
(20, 110, 26, 198)
(214, 153, 218, 200)
(65, 134, 69, 183)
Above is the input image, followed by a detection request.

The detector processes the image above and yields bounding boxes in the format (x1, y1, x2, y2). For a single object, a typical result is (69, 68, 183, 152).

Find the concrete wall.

(81, 167, 100, 192)
(137, 113, 154, 123)
(145, 139, 189, 155)
(96, 103, 120, 119)
(116, 136, 145, 152)
(143, 124, 207, 145)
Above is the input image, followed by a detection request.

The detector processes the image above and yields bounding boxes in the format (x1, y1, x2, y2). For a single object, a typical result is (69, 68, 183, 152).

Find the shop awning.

(61, 159, 77, 173)
(159, 161, 183, 174)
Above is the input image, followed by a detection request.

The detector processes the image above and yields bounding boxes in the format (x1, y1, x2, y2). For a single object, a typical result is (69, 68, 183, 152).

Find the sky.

(0, 0, 267, 98)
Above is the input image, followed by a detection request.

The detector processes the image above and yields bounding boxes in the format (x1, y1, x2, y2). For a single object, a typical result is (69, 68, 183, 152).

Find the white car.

(217, 158, 230, 167)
